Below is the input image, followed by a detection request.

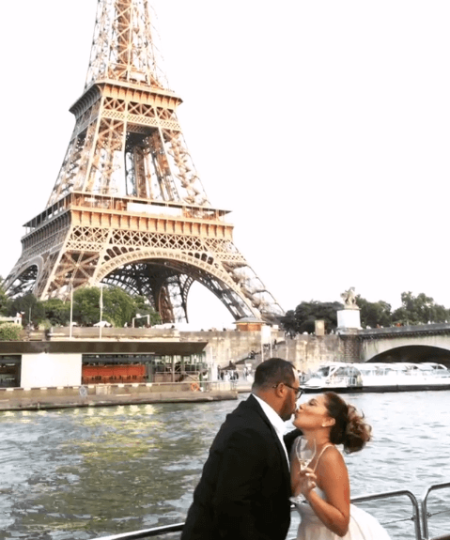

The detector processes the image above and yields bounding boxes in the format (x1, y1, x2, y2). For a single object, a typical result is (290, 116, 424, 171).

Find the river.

(0, 391, 449, 540)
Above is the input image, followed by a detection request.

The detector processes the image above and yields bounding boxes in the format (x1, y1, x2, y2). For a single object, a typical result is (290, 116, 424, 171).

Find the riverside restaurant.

(0, 340, 208, 388)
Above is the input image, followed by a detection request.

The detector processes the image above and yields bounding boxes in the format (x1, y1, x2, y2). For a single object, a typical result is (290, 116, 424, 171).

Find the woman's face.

(293, 394, 332, 431)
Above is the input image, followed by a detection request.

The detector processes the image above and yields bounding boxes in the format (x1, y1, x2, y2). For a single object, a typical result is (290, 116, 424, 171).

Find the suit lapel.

(246, 395, 291, 486)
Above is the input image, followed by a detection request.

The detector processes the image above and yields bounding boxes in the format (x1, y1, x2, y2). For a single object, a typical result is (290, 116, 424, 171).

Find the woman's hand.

(296, 467, 317, 497)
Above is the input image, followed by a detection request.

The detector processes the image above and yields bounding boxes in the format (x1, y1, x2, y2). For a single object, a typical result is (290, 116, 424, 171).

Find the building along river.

(0, 391, 449, 540)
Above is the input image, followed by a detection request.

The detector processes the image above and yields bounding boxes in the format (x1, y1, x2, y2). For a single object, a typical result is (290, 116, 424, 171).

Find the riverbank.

(0, 382, 245, 412)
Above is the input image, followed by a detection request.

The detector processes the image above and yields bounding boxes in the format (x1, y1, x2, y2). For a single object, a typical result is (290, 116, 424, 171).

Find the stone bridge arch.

(361, 334, 450, 364)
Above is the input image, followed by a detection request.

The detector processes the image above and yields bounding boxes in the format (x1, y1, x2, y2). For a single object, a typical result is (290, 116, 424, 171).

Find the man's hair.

(252, 358, 295, 390)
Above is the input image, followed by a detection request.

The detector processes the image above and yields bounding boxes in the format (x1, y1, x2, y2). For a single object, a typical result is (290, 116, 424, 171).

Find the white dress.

(294, 491, 391, 540)
(293, 443, 391, 540)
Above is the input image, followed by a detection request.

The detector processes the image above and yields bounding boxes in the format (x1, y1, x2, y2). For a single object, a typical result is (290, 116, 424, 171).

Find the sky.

(1, 1, 450, 328)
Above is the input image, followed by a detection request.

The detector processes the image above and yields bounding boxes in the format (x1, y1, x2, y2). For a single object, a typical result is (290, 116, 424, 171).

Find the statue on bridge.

(341, 287, 358, 309)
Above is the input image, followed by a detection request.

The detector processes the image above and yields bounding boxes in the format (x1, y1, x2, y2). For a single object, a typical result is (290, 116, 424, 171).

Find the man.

(181, 357, 302, 540)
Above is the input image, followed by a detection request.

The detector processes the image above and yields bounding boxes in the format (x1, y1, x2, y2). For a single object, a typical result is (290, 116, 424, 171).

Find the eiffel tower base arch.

(96, 248, 258, 324)
(5, 198, 283, 325)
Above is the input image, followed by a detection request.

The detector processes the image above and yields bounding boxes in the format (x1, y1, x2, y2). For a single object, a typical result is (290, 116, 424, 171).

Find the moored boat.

(300, 362, 450, 393)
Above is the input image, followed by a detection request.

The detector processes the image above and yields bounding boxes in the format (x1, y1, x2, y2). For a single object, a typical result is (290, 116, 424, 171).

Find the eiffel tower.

(5, 0, 284, 324)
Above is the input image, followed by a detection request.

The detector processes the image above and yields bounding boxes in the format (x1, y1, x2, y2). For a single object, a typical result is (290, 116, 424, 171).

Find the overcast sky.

(1, 1, 450, 328)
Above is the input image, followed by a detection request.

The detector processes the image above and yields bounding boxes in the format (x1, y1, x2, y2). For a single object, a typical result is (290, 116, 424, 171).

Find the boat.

(300, 362, 450, 393)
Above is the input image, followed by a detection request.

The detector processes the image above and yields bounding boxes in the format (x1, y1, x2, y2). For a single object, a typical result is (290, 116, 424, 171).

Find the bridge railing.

(358, 322, 450, 339)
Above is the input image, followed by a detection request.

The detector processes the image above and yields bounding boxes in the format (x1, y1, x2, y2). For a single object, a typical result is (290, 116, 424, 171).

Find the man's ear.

(273, 383, 284, 398)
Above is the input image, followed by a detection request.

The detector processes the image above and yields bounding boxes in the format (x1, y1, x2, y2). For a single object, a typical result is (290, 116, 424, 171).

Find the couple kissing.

(181, 357, 391, 540)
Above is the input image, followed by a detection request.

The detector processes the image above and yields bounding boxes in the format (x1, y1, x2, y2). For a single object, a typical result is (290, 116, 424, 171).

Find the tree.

(0, 277, 12, 316)
(280, 301, 343, 335)
(392, 292, 450, 325)
(10, 294, 45, 326)
(279, 310, 297, 336)
(356, 295, 392, 328)
(72, 287, 103, 326)
(41, 298, 71, 326)
(133, 295, 161, 326)
(102, 287, 136, 328)
(72, 286, 161, 327)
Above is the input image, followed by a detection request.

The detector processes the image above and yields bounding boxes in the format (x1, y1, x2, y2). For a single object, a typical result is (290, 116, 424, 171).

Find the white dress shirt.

(253, 394, 290, 468)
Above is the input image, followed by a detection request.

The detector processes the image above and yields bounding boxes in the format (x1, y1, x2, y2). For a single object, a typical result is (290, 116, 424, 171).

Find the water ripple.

(0, 393, 448, 539)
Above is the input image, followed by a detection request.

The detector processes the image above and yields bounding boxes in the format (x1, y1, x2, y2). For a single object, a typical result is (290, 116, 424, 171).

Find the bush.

(38, 319, 52, 330)
(0, 324, 22, 341)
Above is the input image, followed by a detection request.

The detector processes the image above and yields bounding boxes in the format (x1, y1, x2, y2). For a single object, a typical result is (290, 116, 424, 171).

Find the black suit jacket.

(181, 395, 298, 540)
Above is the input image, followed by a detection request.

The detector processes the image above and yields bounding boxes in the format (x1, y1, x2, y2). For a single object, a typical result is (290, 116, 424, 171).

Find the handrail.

(90, 483, 448, 540)
(92, 522, 184, 540)
(352, 489, 422, 540)
(421, 481, 450, 539)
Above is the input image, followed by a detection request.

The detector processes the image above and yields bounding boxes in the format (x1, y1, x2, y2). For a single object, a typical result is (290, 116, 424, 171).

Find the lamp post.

(260, 325, 264, 363)
(269, 325, 273, 358)
(99, 284, 103, 339)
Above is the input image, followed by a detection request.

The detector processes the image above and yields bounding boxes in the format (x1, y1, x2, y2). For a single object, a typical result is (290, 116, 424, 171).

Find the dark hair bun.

(325, 392, 372, 454)
(342, 404, 372, 453)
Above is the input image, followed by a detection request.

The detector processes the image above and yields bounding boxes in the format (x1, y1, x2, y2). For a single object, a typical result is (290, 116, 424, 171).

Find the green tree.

(10, 294, 45, 326)
(392, 292, 450, 325)
(280, 301, 343, 335)
(0, 277, 12, 316)
(279, 310, 297, 336)
(71, 286, 161, 327)
(133, 295, 161, 326)
(102, 287, 136, 327)
(41, 298, 71, 326)
(356, 295, 392, 328)
(73, 287, 103, 326)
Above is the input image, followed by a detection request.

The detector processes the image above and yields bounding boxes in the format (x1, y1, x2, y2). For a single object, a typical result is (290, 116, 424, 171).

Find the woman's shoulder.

(316, 444, 346, 470)
(315, 444, 349, 492)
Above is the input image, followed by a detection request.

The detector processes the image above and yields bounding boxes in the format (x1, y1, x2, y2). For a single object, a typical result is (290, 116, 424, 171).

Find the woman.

(291, 392, 391, 539)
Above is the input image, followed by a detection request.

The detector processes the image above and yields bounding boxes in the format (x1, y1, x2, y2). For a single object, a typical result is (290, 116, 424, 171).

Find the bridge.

(356, 323, 450, 364)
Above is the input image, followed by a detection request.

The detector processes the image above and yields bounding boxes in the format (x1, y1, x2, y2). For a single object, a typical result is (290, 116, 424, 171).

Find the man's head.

(252, 358, 300, 421)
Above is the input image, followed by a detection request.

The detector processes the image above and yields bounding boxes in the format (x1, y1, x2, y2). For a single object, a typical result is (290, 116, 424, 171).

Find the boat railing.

(421, 481, 450, 539)
(91, 522, 184, 540)
(352, 488, 421, 539)
(90, 482, 450, 540)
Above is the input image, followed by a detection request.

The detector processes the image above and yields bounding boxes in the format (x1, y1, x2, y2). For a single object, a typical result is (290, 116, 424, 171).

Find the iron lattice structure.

(5, 0, 284, 324)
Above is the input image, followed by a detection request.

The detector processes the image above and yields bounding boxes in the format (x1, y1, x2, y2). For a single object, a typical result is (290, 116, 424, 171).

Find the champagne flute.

(290, 437, 317, 505)
(295, 437, 317, 471)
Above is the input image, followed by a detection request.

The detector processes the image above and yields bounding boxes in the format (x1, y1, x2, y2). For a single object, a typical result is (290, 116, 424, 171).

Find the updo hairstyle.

(324, 392, 372, 454)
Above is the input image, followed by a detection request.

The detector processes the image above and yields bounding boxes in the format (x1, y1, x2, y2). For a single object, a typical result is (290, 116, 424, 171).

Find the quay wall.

(0, 382, 238, 411)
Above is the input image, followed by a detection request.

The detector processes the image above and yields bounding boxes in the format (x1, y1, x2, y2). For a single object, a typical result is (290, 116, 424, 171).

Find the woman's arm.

(304, 448, 351, 537)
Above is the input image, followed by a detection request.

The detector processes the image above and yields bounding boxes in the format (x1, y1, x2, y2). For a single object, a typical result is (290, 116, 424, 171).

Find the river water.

(0, 391, 449, 540)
